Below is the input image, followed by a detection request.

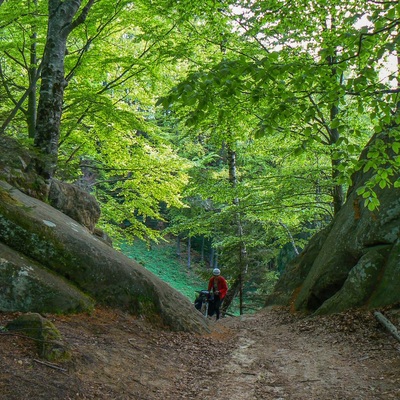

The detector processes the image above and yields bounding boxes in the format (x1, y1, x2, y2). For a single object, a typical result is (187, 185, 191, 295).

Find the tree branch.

(0, 62, 42, 134)
(279, 220, 299, 255)
(66, 0, 124, 82)
(98, 23, 178, 94)
(68, 0, 95, 33)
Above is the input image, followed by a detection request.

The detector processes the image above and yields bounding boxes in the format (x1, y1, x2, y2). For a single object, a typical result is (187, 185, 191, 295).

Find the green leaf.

(387, 7, 395, 20)
(330, 119, 340, 129)
(392, 142, 400, 154)
(304, 127, 312, 136)
(362, 190, 370, 199)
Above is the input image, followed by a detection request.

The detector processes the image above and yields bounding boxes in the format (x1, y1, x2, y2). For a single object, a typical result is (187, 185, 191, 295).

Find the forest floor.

(1, 306, 400, 400)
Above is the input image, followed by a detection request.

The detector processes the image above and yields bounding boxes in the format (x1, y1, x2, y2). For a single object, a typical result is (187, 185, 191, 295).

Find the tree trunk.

(187, 236, 191, 269)
(0, 68, 41, 135)
(209, 247, 214, 267)
(326, 21, 344, 215)
(34, 0, 93, 180)
(200, 236, 205, 263)
(27, 0, 38, 139)
(176, 234, 181, 258)
(221, 277, 240, 315)
(214, 251, 218, 268)
(221, 146, 249, 315)
(330, 102, 344, 214)
(279, 221, 299, 255)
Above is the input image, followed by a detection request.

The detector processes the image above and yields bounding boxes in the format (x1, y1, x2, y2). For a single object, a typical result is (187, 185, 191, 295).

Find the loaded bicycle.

(194, 290, 214, 318)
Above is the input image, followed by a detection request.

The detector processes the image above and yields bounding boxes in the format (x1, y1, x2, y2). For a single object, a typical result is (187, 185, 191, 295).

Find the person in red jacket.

(208, 268, 228, 320)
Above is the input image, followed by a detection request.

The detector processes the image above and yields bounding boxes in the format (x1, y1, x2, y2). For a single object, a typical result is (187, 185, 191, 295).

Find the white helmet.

(213, 268, 221, 276)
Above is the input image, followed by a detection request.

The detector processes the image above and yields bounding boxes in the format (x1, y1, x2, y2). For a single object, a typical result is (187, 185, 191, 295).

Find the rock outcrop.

(0, 242, 94, 313)
(0, 136, 208, 333)
(48, 179, 101, 233)
(267, 132, 400, 314)
(0, 180, 208, 333)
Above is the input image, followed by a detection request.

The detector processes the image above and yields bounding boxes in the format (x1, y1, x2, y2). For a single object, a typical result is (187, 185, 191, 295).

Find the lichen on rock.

(6, 313, 71, 361)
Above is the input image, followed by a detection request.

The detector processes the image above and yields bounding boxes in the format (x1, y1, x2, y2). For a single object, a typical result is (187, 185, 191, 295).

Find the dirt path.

(162, 309, 400, 400)
(1, 307, 400, 399)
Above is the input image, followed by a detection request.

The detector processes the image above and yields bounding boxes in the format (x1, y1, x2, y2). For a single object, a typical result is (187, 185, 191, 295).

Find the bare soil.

(1, 306, 400, 399)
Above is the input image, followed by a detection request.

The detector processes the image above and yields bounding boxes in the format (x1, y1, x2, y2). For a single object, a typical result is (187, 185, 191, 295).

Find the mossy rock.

(0, 180, 209, 333)
(0, 135, 48, 200)
(0, 242, 95, 314)
(6, 313, 71, 361)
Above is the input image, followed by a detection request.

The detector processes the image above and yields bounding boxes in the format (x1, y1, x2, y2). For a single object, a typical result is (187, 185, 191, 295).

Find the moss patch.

(6, 313, 71, 361)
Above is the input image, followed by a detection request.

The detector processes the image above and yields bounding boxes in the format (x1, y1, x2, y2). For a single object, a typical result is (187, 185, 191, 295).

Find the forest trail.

(1, 307, 400, 399)
(164, 309, 400, 399)
(188, 310, 400, 400)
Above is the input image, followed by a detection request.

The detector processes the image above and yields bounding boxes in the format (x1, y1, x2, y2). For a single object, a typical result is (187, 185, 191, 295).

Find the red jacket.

(208, 276, 228, 300)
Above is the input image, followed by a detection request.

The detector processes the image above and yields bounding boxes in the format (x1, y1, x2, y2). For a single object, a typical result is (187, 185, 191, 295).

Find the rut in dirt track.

(162, 309, 400, 400)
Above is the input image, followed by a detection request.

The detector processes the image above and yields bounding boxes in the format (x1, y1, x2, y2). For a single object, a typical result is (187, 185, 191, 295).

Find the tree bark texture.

(34, 0, 93, 180)
(28, 0, 38, 139)
(209, 247, 214, 267)
(327, 48, 345, 215)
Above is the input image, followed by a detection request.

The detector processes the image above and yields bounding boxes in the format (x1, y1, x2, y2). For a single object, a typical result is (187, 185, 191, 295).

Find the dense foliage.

(0, 0, 399, 312)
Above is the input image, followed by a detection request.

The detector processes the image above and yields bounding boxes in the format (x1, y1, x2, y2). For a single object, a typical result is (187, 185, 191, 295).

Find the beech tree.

(34, 0, 95, 179)
(161, 0, 400, 227)
(158, 0, 400, 312)
(1, 0, 398, 255)
(0, 0, 238, 240)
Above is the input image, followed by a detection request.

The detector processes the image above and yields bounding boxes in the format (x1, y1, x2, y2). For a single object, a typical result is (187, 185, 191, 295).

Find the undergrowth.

(120, 240, 276, 316)
(120, 240, 208, 302)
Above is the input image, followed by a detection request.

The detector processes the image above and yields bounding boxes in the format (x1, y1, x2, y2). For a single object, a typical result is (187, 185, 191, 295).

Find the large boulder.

(0, 180, 208, 333)
(0, 135, 101, 234)
(267, 132, 400, 314)
(48, 179, 101, 232)
(0, 135, 47, 199)
(0, 242, 94, 313)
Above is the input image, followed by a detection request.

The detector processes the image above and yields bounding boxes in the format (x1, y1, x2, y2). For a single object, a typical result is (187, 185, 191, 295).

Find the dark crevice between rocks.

(307, 279, 349, 312)
(362, 242, 392, 252)
(305, 252, 361, 312)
